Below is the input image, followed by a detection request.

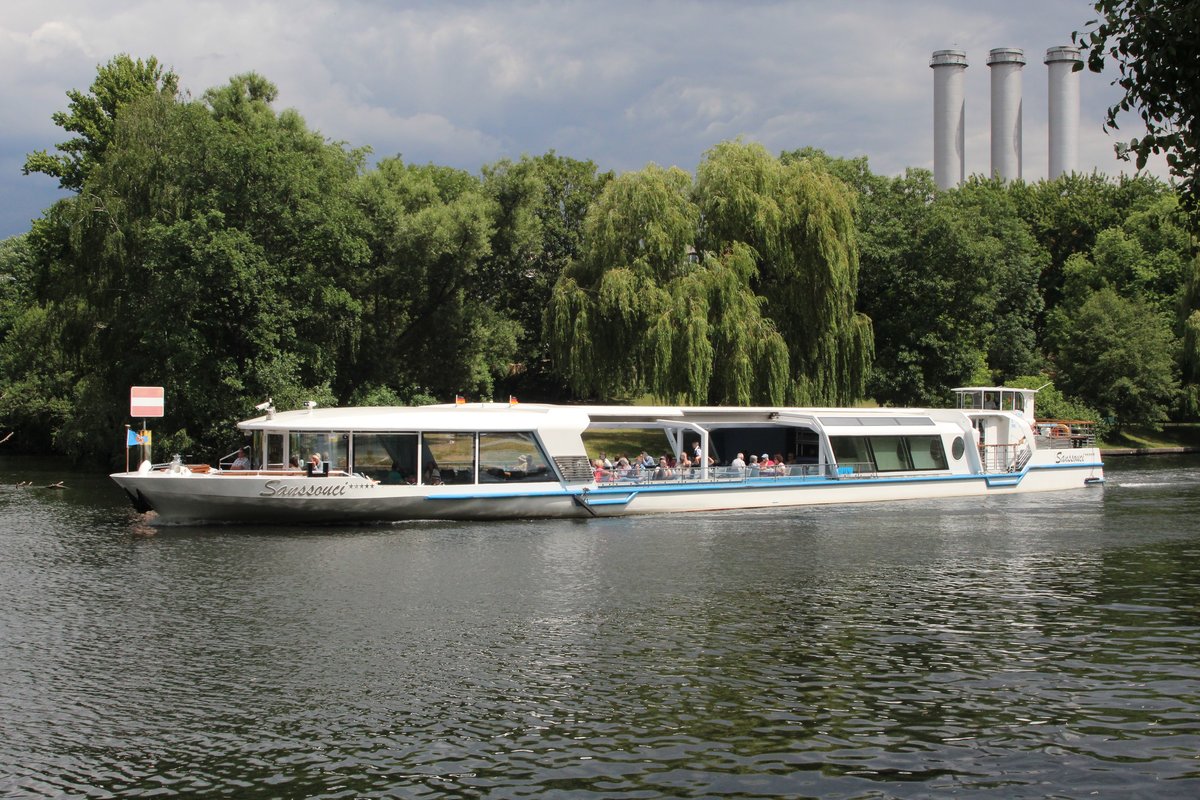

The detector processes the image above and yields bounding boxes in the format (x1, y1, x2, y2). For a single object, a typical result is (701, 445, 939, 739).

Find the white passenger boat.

(111, 386, 1104, 523)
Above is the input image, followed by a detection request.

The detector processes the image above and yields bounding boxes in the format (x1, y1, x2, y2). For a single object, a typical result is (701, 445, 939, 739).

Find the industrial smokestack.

(987, 48, 1025, 182)
(930, 49, 968, 190)
(1045, 45, 1083, 179)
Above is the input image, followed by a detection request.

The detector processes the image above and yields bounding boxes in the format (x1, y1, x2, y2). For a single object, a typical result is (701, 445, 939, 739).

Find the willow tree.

(545, 162, 790, 404)
(695, 141, 873, 404)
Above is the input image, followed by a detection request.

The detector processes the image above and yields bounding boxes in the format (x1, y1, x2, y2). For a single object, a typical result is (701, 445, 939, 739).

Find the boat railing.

(829, 461, 877, 479)
(595, 461, 875, 486)
(980, 443, 1034, 473)
(1034, 419, 1097, 448)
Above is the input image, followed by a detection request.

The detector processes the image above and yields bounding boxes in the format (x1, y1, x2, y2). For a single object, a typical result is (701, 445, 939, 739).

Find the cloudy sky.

(1, 0, 1168, 239)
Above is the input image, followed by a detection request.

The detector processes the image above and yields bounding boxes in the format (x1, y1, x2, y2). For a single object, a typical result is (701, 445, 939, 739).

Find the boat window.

(831, 435, 949, 473)
(290, 432, 348, 472)
(869, 436, 910, 471)
(353, 433, 418, 484)
(820, 416, 934, 427)
(266, 433, 285, 468)
(478, 432, 554, 482)
(423, 432, 475, 485)
(908, 435, 948, 470)
(951, 436, 966, 460)
(830, 436, 871, 468)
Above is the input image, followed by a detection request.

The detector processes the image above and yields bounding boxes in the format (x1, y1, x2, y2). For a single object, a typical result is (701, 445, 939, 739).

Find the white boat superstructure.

(111, 387, 1104, 524)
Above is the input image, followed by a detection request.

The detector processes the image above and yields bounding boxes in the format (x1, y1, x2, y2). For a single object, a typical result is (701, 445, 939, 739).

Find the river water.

(1, 455, 1198, 799)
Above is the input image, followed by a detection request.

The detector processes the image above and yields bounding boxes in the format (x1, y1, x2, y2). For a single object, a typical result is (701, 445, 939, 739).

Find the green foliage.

(9, 54, 1200, 465)
(1076, 0, 1200, 219)
(1008, 172, 1170, 312)
(698, 141, 873, 404)
(547, 142, 867, 405)
(23, 54, 179, 191)
(850, 170, 1044, 405)
(479, 153, 613, 397)
(345, 158, 519, 401)
(1053, 287, 1179, 427)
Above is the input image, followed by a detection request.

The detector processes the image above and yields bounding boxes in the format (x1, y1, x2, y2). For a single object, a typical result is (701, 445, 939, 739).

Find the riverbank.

(1102, 446, 1200, 457)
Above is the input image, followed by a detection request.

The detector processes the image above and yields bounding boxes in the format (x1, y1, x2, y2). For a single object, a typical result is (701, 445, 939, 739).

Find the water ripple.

(1, 456, 1199, 797)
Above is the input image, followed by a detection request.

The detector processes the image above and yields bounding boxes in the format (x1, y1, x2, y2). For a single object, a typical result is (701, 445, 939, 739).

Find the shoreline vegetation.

(1101, 424, 1200, 456)
(3, 48, 1199, 466)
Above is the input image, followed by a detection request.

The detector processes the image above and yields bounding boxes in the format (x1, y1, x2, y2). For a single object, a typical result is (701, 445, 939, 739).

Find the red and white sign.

(130, 386, 165, 418)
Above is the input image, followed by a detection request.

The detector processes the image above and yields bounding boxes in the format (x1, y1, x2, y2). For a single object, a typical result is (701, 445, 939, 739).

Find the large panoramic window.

(830, 436, 872, 470)
(830, 435, 950, 474)
(868, 436, 909, 472)
(353, 433, 418, 484)
(422, 433, 475, 485)
(908, 435, 948, 470)
(478, 432, 554, 483)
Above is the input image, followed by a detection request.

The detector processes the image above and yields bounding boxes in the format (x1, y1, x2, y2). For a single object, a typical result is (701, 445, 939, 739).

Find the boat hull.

(111, 455, 1104, 524)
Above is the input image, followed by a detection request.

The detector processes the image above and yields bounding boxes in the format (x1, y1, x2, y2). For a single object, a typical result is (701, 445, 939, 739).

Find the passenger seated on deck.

(653, 456, 673, 480)
(730, 452, 746, 472)
(747, 454, 760, 477)
(289, 455, 300, 469)
(593, 459, 612, 482)
(231, 448, 251, 470)
(307, 453, 328, 477)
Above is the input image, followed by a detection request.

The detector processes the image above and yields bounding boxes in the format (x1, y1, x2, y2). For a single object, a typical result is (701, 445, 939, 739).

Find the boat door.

(265, 432, 285, 468)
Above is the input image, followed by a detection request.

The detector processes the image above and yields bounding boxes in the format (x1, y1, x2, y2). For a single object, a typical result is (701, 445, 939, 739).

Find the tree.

(345, 158, 520, 401)
(23, 54, 179, 191)
(547, 141, 871, 405)
(27, 71, 371, 460)
(838, 165, 1044, 405)
(545, 161, 792, 404)
(697, 141, 873, 404)
(1075, 0, 1200, 218)
(1054, 287, 1179, 427)
(479, 153, 613, 398)
(0, 235, 73, 449)
(1008, 172, 1169, 312)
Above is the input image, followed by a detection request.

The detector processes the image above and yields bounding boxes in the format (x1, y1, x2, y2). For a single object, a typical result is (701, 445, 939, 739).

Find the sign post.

(130, 386, 165, 465)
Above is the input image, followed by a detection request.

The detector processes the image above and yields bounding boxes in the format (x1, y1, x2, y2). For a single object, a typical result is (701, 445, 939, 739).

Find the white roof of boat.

(238, 403, 590, 432)
(237, 402, 966, 432)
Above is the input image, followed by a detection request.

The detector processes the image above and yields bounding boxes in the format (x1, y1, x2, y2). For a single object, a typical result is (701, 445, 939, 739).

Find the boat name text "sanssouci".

(1055, 451, 1088, 464)
(259, 480, 376, 498)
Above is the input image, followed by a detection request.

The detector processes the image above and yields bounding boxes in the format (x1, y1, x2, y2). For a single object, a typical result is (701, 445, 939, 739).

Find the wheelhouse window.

(423, 433, 475, 485)
(353, 433, 418, 484)
(478, 432, 554, 482)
